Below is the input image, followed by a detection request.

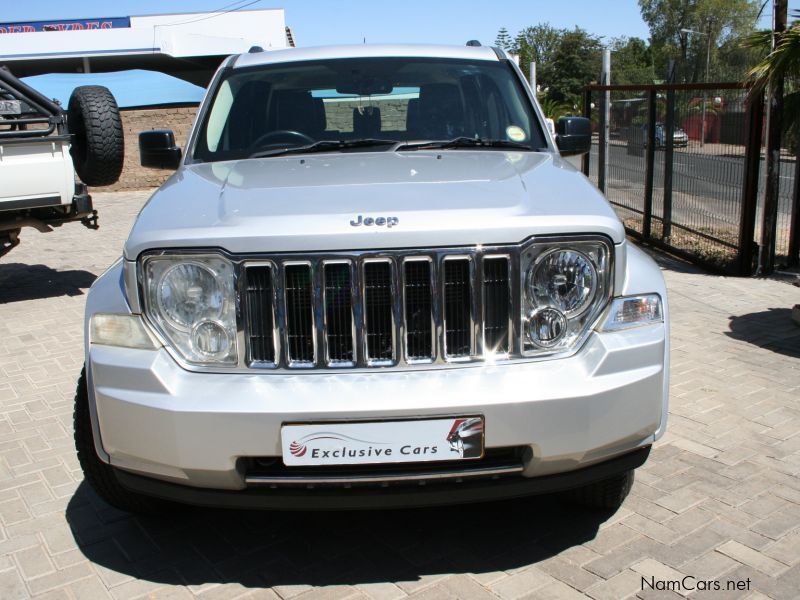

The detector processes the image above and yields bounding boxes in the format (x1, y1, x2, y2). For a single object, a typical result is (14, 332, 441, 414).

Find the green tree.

(639, 0, 760, 82)
(495, 27, 512, 50)
(511, 23, 564, 81)
(537, 94, 572, 120)
(541, 27, 603, 108)
(744, 11, 800, 148)
(510, 25, 601, 109)
(610, 37, 655, 84)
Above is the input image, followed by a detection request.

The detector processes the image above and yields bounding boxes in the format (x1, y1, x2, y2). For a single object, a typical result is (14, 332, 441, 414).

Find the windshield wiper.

(396, 137, 534, 151)
(249, 139, 397, 159)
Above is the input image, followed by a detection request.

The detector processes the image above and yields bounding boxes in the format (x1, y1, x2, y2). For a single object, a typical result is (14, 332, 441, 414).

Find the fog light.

(192, 321, 230, 357)
(528, 307, 567, 347)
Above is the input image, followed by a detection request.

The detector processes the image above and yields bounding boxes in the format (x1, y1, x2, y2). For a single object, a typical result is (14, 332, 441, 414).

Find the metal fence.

(582, 82, 799, 274)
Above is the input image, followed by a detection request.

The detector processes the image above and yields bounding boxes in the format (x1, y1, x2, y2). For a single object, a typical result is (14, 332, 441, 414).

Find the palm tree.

(537, 95, 572, 121)
(743, 10, 800, 148)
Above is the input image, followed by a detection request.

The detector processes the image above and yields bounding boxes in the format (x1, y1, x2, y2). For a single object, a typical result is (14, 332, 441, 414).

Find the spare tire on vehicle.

(67, 85, 124, 186)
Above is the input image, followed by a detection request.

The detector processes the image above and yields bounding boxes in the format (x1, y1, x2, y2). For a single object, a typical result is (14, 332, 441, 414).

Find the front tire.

(565, 470, 634, 509)
(73, 367, 171, 514)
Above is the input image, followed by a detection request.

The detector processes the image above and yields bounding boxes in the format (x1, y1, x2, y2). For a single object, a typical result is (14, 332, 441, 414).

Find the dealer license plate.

(281, 417, 484, 466)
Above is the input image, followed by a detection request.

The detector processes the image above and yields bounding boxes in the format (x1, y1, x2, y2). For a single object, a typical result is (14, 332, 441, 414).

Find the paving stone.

(761, 530, 800, 567)
(630, 558, 689, 597)
(13, 543, 56, 579)
(717, 541, 788, 577)
(489, 566, 554, 599)
(353, 581, 407, 600)
(585, 568, 642, 600)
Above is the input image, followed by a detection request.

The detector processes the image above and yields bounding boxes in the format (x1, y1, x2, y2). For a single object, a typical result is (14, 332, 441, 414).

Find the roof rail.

(465, 40, 482, 47)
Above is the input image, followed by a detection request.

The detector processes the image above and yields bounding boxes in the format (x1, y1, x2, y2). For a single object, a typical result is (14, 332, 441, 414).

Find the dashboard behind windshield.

(192, 57, 546, 162)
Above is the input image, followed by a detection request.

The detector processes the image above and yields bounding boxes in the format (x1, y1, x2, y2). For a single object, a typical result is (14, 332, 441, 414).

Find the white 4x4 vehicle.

(0, 68, 123, 257)
(76, 44, 669, 513)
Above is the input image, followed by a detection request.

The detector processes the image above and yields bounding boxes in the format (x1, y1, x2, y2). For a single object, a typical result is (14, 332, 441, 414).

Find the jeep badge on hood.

(350, 215, 399, 228)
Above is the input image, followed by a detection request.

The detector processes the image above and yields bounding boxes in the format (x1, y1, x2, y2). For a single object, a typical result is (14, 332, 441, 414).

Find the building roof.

(0, 9, 289, 86)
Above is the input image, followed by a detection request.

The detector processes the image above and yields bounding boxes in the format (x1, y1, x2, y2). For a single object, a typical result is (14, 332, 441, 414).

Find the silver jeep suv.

(75, 43, 669, 513)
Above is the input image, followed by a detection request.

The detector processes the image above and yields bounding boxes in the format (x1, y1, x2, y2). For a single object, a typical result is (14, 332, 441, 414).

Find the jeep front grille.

(242, 247, 517, 369)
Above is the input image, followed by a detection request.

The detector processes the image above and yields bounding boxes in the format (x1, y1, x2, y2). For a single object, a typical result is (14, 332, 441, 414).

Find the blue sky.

(2, 0, 791, 45)
(4, 1, 795, 106)
(0, 0, 741, 46)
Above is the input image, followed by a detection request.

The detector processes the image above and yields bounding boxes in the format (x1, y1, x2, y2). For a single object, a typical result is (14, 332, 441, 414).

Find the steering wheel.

(249, 130, 314, 151)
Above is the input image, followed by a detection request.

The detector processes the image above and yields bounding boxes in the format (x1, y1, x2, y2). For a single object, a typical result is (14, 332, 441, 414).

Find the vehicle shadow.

(726, 307, 800, 359)
(0, 263, 96, 303)
(67, 481, 613, 588)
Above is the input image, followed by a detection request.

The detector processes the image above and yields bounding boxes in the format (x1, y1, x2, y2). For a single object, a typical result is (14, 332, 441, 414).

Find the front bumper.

(89, 318, 666, 490)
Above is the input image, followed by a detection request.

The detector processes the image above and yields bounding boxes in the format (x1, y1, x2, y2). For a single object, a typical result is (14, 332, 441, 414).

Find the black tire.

(67, 86, 124, 186)
(565, 470, 635, 509)
(73, 367, 172, 514)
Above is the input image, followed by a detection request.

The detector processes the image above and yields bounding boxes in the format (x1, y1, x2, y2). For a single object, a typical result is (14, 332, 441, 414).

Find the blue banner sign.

(0, 17, 131, 34)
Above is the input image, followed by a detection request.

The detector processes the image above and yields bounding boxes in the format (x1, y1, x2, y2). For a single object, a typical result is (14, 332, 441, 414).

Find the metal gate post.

(598, 89, 607, 192)
(758, 0, 788, 274)
(582, 88, 591, 177)
(662, 86, 676, 239)
(643, 89, 657, 239)
(738, 91, 764, 275)
(789, 145, 800, 267)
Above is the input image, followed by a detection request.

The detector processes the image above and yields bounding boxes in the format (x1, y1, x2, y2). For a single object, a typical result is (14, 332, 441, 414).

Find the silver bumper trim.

(244, 462, 524, 486)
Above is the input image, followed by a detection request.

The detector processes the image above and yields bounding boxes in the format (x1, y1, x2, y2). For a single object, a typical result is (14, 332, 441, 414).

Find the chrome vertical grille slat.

(482, 256, 511, 355)
(363, 260, 395, 364)
(442, 257, 473, 359)
(284, 263, 315, 366)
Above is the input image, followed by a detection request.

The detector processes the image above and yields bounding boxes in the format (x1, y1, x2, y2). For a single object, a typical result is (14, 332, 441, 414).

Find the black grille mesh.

(244, 265, 275, 363)
(404, 260, 433, 360)
(324, 263, 354, 362)
(284, 264, 314, 363)
(443, 259, 472, 357)
(483, 257, 510, 353)
(364, 262, 394, 361)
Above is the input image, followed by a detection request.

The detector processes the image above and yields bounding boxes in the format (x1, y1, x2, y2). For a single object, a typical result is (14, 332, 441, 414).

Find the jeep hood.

(124, 151, 624, 259)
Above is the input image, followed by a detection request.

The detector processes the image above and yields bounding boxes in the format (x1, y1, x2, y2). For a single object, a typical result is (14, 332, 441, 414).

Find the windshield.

(192, 57, 546, 162)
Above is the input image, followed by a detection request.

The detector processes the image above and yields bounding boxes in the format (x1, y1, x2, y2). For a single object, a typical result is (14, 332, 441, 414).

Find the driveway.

(1, 191, 799, 599)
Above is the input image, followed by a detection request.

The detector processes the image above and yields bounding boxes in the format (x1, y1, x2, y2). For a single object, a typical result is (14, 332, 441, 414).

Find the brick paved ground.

(1, 191, 799, 600)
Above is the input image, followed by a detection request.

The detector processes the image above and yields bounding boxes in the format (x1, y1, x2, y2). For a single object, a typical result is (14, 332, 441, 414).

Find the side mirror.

(555, 117, 592, 156)
(139, 130, 182, 169)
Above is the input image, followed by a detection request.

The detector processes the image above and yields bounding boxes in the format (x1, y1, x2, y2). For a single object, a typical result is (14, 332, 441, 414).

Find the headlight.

(522, 239, 611, 354)
(142, 254, 238, 365)
(527, 249, 597, 316)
